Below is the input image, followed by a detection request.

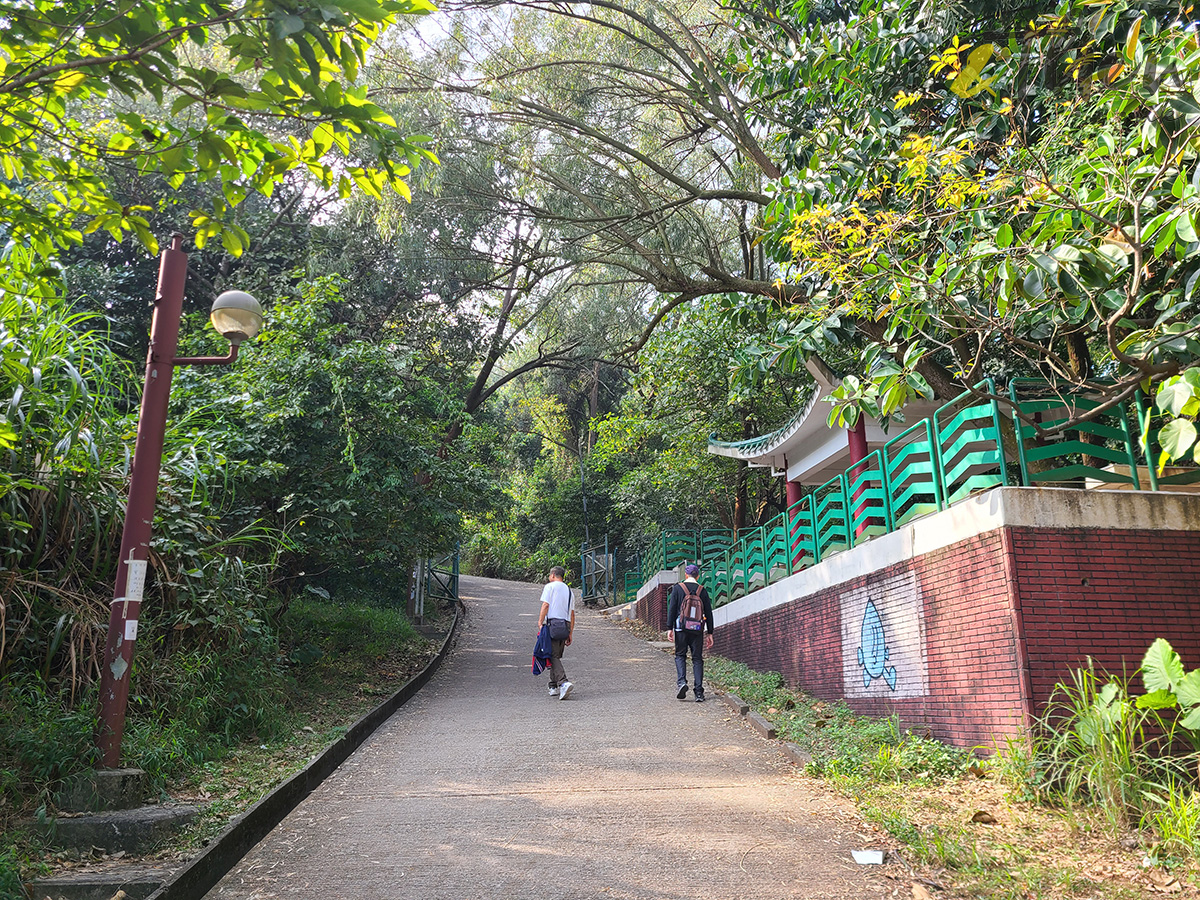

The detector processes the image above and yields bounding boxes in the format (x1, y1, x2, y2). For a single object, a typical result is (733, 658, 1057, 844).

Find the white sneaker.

(558, 681, 574, 700)
(548, 685, 558, 696)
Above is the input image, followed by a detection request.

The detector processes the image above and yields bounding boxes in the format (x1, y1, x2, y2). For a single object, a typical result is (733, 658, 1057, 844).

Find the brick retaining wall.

(1011, 527, 1200, 712)
(655, 489, 1200, 749)
(636, 584, 672, 632)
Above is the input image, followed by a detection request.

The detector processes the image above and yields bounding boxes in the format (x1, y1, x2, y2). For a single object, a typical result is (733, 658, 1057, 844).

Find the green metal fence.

(847, 449, 890, 545)
(622, 571, 643, 604)
(1009, 379, 1141, 488)
(1137, 391, 1200, 490)
(634, 379, 1196, 610)
(934, 380, 1009, 504)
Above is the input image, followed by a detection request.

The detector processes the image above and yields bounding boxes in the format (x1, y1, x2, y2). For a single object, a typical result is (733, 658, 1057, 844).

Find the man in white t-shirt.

(535, 566, 575, 700)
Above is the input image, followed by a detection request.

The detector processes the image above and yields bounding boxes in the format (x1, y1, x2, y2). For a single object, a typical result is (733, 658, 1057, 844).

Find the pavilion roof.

(706, 358, 938, 485)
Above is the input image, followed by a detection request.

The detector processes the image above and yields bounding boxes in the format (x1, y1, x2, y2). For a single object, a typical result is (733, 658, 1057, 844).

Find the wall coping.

(713, 486, 1200, 629)
(636, 568, 679, 602)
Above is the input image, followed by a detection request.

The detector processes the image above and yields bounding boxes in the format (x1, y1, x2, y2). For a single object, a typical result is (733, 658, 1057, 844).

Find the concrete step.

(27, 863, 177, 900)
(56, 770, 147, 813)
(42, 805, 199, 855)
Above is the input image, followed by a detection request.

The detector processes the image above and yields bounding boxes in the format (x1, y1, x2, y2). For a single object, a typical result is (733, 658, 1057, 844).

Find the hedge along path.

(205, 575, 892, 900)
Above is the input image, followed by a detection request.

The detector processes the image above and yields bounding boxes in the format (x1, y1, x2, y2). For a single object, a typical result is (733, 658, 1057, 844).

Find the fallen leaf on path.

(1147, 869, 1183, 893)
(912, 884, 932, 899)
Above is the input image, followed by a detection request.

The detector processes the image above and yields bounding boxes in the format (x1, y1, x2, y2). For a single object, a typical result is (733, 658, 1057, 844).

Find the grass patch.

(698, 653, 1181, 899)
(3, 595, 452, 886)
(705, 656, 972, 782)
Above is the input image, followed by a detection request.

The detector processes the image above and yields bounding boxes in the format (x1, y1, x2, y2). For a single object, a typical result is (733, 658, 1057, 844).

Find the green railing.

(634, 378, 1196, 609)
(628, 527, 735, 605)
(814, 474, 851, 560)
(1137, 391, 1200, 490)
(847, 449, 890, 545)
(934, 382, 1009, 504)
(884, 419, 941, 528)
(1010, 379, 1141, 488)
(622, 571, 643, 604)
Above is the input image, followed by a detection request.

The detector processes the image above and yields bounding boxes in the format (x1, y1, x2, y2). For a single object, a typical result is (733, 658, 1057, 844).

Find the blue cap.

(684, 563, 699, 577)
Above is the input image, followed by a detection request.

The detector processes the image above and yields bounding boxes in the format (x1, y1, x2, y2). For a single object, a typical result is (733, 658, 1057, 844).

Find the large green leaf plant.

(1137, 638, 1200, 739)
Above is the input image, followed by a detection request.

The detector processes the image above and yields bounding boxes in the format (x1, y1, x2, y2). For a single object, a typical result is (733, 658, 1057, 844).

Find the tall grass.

(1032, 658, 1200, 862)
(0, 292, 297, 804)
(1037, 663, 1153, 833)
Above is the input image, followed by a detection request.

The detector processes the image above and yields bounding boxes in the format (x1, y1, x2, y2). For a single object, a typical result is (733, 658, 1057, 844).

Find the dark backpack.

(680, 583, 705, 632)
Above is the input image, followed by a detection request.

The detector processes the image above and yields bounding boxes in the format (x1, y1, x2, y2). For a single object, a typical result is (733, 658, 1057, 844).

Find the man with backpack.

(666, 563, 714, 702)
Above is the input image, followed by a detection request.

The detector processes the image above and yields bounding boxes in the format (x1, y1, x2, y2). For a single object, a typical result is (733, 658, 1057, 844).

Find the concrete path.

(206, 576, 891, 899)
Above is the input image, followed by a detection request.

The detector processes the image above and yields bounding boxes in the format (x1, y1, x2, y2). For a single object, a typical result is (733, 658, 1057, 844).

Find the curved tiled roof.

(707, 384, 823, 460)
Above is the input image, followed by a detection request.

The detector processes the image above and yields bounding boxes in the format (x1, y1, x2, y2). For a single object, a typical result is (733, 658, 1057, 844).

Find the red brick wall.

(712, 583, 842, 698)
(1011, 527, 1200, 708)
(664, 522, 1200, 749)
(906, 531, 1029, 745)
(712, 534, 1027, 748)
(636, 584, 672, 631)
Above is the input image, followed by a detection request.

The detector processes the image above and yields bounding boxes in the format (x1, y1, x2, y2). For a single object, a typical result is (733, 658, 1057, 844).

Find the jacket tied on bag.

(532, 624, 553, 674)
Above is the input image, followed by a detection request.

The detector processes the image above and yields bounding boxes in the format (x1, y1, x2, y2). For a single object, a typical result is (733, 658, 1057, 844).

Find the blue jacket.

(531, 624, 553, 674)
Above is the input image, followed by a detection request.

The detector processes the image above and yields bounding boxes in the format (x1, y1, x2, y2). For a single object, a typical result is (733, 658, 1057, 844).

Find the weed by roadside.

(705, 656, 972, 782)
(1, 596, 449, 890)
(699, 653, 1193, 899)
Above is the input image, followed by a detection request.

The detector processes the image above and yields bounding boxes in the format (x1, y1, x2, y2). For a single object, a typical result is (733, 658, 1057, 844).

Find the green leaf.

(1143, 638, 1186, 693)
(1180, 705, 1200, 731)
(1159, 418, 1197, 459)
(1136, 688, 1178, 710)
(1154, 218, 1179, 257)
(275, 14, 306, 38)
(996, 223, 1014, 249)
(1178, 213, 1199, 245)
(1157, 380, 1194, 416)
(1176, 670, 1200, 708)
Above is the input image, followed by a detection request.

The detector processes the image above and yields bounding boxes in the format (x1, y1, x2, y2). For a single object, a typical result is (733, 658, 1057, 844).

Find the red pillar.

(785, 478, 803, 508)
(847, 416, 870, 541)
(785, 478, 804, 570)
(848, 416, 868, 463)
(97, 236, 189, 768)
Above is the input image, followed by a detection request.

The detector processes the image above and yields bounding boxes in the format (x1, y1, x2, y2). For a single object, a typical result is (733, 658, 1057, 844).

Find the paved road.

(207, 575, 890, 899)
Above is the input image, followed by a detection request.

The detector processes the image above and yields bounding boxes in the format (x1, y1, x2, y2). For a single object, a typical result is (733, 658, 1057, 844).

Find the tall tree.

(0, 0, 435, 291)
(376, 0, 789, 349)
(729, 0, 1200, 443)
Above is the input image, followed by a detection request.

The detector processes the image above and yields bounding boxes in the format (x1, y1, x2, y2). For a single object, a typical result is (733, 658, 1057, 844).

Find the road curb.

(145, 602, 463, 900)
(747, 710, 777, 739)
(720, 692, 749, 716)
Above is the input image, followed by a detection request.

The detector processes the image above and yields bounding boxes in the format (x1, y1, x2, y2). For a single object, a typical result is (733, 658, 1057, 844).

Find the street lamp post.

(96, 233, 263, 768)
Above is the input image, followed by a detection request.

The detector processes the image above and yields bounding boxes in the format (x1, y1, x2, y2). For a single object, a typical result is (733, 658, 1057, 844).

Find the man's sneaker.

(559, 681, 574, 701)
(695, 695, 706, 703)
(676, 684, 688, 700)
(548, 685, 558, 696)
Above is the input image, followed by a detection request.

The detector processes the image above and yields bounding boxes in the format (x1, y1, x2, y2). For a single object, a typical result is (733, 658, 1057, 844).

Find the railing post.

(759, 525, 767, 585)
(988, 378, 1010, 487)
(925, 420, 945, 512)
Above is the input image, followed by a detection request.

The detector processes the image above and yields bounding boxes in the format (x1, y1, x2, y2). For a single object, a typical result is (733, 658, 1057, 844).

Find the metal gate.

(426, 545, 460, 602)
(411, 544, 459, 623)
(580, 537, 613, 607)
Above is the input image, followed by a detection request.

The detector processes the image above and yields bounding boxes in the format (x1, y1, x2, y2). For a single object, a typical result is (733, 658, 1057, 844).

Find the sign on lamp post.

(97, 233, 263, 768)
